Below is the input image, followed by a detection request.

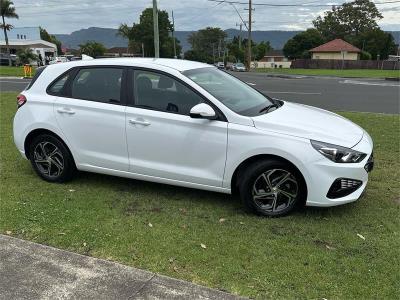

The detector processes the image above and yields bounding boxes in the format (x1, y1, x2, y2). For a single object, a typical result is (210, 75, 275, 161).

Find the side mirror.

(190, 103, 217, 120)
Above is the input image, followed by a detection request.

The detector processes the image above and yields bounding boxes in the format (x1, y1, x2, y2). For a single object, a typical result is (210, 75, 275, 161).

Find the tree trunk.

(1, 15, 11, 66)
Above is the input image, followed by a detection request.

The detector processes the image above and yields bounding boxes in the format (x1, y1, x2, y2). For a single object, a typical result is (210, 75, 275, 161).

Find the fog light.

(327, 178, 363, 199)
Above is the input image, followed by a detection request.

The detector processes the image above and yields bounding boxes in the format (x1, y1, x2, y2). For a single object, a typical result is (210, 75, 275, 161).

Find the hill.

(54, 27, 400, 53)
(54, 27, 302, 51)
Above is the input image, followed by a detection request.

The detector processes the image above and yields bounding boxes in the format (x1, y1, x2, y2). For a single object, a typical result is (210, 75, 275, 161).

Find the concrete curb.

(0, 76, 28, 80)
(254, 71, 396, 81)
(0, 234, 246, 300)
(385, 77, 400, 81)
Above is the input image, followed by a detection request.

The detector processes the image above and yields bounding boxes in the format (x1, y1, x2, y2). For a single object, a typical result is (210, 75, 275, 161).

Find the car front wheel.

(239, 159, 305, 217)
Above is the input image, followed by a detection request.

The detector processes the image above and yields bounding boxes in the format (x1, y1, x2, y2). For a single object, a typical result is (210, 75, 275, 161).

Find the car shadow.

(73, 170, 360, 218)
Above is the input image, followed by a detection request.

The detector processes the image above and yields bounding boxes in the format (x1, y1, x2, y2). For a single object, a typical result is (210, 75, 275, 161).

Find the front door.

(53, 67, 129, 171)
(125, 69, 228, 187)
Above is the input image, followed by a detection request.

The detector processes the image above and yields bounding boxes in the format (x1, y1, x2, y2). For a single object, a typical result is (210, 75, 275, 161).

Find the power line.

(208, 0, 400, 7)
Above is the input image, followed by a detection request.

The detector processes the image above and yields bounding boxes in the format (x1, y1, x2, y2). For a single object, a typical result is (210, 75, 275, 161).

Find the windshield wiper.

(259, 103, 280, 114)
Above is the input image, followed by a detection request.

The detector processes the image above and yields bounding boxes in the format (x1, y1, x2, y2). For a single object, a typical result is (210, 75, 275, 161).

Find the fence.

(291, 59, 400, 70)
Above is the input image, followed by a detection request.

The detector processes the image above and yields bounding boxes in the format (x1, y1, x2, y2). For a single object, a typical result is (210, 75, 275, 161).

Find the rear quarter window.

(47, 73, 70, 95)
(26, 66, 46, 90)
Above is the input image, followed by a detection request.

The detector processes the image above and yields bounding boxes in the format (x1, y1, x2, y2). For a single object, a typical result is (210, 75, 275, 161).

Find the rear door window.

(71, 68, 123, 104)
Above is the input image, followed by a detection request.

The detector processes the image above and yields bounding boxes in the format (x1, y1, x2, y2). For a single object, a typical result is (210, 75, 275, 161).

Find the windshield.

(183, 67, 274, 116)
(236, 63, 244, 67)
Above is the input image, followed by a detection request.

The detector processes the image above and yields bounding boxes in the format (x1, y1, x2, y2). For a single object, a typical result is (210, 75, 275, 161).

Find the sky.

(7, 0, 400, 34)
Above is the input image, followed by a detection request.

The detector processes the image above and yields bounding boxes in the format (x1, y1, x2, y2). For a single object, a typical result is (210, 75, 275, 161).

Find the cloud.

(8, 0, 400, 33)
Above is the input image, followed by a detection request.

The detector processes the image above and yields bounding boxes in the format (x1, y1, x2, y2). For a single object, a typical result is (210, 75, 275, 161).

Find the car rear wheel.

(29, 134, 76, 182)
(238, 159, 305, 217)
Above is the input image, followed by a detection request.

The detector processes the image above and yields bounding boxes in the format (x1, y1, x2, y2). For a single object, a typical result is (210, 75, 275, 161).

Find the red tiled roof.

(309, 39, 361, 53)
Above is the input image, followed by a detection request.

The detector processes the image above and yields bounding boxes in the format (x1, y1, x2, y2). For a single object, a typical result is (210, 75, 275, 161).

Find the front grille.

(364, 151, 374, 173)
(327, 178, 363, 199)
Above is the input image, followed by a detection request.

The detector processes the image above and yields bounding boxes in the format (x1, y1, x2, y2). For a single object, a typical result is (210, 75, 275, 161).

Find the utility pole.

(247, 0, 252, 70)
(236, 22, 243, 50)
(152, 0, 160, 58)
(212, 43, 215, 64)
(171, 10, 177, 58)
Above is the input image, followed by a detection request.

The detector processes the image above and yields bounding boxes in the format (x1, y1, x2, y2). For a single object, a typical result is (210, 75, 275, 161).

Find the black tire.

(29, 134, 76, 183)
(238, 159, 306, 217)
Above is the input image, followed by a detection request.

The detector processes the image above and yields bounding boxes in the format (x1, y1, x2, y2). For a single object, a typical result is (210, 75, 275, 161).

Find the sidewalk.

(0, 235, 245, 300)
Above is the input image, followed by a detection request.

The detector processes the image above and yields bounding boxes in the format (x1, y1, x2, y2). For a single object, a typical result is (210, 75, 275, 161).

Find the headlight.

(311, 140, 367, 163)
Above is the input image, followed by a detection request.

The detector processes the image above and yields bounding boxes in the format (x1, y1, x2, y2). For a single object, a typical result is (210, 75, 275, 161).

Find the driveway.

(0, 234, 244, 300)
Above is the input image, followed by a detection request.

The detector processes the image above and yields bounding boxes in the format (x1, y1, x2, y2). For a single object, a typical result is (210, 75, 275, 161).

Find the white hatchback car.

(13, 58, 374, 216)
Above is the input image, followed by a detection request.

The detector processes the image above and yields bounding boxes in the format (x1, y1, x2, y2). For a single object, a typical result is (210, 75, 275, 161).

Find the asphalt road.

(1, 74, 399, 113)
(0, 78, 31, 93)
(229, 72, 399, 114)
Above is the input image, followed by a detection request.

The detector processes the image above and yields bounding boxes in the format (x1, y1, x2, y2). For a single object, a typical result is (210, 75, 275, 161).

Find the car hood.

(251, 101, 364, 148)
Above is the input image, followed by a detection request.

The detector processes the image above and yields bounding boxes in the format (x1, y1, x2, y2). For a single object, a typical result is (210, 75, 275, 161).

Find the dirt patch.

(313, 239, 336, 250)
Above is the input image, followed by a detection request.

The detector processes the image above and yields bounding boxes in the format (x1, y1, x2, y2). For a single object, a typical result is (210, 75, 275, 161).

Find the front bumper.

(305, 132, 373, 207)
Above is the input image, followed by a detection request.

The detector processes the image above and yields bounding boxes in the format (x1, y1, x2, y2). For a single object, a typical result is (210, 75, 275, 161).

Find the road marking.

(246, 82, 256, 86)
(340, 79, 400, 87)
(262, 90, 322, 95)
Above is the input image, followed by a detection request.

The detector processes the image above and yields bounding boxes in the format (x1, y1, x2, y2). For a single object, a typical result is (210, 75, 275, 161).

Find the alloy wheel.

(252, 169, 298, 213)
(33, 141, 64, 178)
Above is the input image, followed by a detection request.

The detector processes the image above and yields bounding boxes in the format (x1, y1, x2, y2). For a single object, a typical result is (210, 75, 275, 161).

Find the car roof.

(58, 58, 212, 72)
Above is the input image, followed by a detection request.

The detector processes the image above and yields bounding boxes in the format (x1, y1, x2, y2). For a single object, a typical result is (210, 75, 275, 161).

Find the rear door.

(52, 66, 129, 171)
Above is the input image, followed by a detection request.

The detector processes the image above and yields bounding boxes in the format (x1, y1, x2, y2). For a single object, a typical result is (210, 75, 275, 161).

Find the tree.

(226, 36, 245, 63)
(1, 0, 18, 66)
(117, 23, 140, 54)
(78, 41, 106, 57)
(40, 27, 63, 55)
(313, 0, 382, 41)
(16, 48, 37, 65)
(254, 41, 272, 61)
(186, 27, 227, 63)
(355, 29, 397, 60)
(118, 8, 181, 58)
(283, 29, 324, 59)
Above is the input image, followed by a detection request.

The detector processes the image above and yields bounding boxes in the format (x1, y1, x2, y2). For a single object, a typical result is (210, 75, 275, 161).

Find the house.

(254, 50, 291, 68)
(0, 27, 57, 62)
(104, 47, 141, 57)
(309, 39, 361, 60)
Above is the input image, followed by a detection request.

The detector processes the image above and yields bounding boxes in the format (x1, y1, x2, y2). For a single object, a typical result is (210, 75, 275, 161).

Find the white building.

(0, 27, 57, 62)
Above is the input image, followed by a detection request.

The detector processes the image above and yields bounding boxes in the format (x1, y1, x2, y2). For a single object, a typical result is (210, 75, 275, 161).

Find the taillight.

(17, 94, 27, 108)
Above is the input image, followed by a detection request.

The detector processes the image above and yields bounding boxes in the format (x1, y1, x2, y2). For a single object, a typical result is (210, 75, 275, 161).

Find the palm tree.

(1, 0, 19, 66)
(16, 47, 37, 65)
(117, 23, 138, 54)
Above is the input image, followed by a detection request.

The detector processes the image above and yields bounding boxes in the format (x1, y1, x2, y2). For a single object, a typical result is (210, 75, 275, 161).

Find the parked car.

(49, 56, 68, 64)
(233, 62, 246, 72)
(226, 62, 234, 71)
(13, 59, 373, 216)
(0, 54, 17, 66)
(216, 61, 225, 69)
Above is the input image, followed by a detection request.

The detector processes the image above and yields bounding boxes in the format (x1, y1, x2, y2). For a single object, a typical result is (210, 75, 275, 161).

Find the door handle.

(129, 119, 151, 126)
(57, 108, 75, 115)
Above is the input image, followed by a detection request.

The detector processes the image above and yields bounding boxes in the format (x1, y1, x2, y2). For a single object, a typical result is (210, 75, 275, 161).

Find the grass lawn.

(1, 92, 399, 299)
(0, 66, 36, 77)
(255, 68, 400, 78)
